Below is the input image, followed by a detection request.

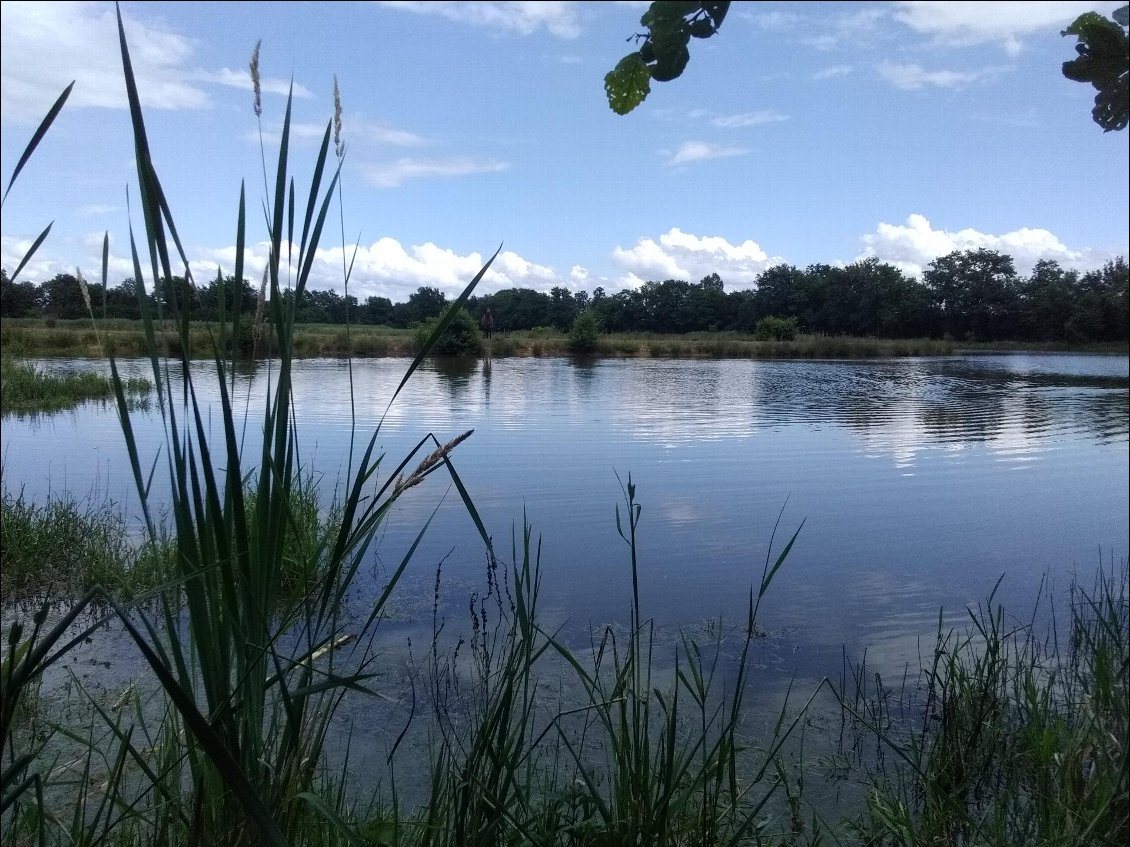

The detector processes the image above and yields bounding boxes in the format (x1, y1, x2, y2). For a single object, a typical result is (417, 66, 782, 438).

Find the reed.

(837, 567, 1129, 846)
(0, 489, 172, 600)
(0, 356, 151, 415)
(3, 9, 498, 844)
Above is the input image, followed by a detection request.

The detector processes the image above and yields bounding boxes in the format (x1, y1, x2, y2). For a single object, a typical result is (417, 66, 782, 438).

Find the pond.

(2, 352, 1127, 687)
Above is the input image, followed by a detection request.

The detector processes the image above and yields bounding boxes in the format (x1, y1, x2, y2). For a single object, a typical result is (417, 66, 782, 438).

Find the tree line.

(2, 248, 1126, 344)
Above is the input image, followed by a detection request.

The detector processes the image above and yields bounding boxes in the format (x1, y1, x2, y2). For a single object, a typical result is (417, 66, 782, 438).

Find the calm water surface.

(3, 353, 1127, 683)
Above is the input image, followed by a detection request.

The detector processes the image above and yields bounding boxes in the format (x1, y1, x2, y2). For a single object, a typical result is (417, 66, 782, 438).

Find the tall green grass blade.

(8, 222, 52, 285)
(101, 597, 287, 845)
(2, 81, 73, 206)
(385, 245, 502, 415)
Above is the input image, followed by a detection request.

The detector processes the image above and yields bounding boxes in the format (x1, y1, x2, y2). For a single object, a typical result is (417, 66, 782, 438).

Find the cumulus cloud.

(892, 1, 1115, 56)
(709, 110, 788, 128)
(0, 2, 307, 123)
(799, 7, 890, 50)
(1, 1, 205, 122)
(77, 204, 123, 217)
(877, 61, 1005, 90)
(182, 238, 558, 303)
(200, 67, 312, 100)
(612, 228, 782, 288)
(813, 65, 853, 80)
(251, 116, 427, 151)
(377, 1, 581, 39)
(665, 141, 749, 166)
(857, 213, 1122, 276)
(1, 233, 133, 283)
(363, 157, 509, 188)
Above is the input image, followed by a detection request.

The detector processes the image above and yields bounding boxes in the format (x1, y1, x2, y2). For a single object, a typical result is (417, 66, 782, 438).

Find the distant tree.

(393, 286, 447, 326)
(818, 259, 929, 338)
(1062, 5, 1129, 131)
(699, 272, 723, 292)
(592, 287, 646, 332)
(476, 287, 553, 331)
(568, 310, 602, 353)
(105, 278, 146, 319)
(1067, 257, 1129, 341)
(40, 273, 89, 319)
(753, 265, 809, 326)
(198, 274, 256, 321)
(361, 295, 394, 325)
(546, 285, 581, 330)
(1017, 260, 1077, 341)
(1, 268, 40, 317)
(696, 273, 729, 329)
(413, 306, 484, 356)
(728, 288, 759, 332)
(924, 249, 1020, 341)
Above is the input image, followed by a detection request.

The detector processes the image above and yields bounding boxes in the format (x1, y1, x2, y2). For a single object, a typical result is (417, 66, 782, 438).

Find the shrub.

(567, 310, 601, 353)
(414, 306, 485, 356)
(754, 315, 799, 341)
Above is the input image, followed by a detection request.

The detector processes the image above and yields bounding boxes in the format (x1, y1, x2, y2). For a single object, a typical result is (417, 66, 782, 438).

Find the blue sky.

(2, 1, 1128, 305)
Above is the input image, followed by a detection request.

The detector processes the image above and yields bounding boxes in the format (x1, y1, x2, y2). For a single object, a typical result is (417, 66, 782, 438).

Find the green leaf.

(605, 53, 652, 115)
(650, 42, 690, 82)
(2, 81, 73, 207)
(1114, 5, 1129, 28)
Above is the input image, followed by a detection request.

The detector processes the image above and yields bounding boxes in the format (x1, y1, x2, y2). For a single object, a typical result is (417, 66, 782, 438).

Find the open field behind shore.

(4, 318, 1127, 361)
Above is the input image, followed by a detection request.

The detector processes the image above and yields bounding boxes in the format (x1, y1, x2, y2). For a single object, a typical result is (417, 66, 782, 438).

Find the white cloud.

(665, 141, 749, 166)
(709, 110, 788, 128)
(744, 10, 805, 31)
(892, 1, 1118, 55)
(377, 1, 581, 39)
(813, 65, 853, 80)
(250, 116, 428, 152)
(0, 2, 317, 124)
(77, 204, 123, 217)
(349, 117, 428, 148)
(877, 61, 1004, 90)
(187, 237, 558, 301)
(362, 157, 509, 188)
(201, 68, 313, 100)
(799, 7, 890, 50)
(0, 1, 208, 122)
(612, 227, 782, 287)
(858, 213, 1121, 276)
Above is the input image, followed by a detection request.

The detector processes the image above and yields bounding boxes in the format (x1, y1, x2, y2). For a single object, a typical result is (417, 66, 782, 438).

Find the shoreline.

(4, 319, 1126, 361)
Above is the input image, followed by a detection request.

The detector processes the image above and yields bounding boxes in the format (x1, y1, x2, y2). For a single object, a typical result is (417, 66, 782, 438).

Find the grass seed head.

(250, 40, 262, 117)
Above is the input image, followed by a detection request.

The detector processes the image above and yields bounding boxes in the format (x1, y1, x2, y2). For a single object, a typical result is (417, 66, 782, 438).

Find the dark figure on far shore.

(480, 308, 494, 339)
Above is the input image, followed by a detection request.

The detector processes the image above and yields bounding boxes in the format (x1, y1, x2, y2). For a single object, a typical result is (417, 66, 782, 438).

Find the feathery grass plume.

(250, 39, 262, 117)
(75, 266, 107, 358)
(75, 267, 92, 316)
(333, 75, 345, 161)
(393, 429, 474, 497)
(251, 263, 268, 356)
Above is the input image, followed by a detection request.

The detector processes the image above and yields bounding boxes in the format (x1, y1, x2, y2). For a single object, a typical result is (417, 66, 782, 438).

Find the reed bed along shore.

(7, 317, 1126, 361)
(0, 354, 152, 415)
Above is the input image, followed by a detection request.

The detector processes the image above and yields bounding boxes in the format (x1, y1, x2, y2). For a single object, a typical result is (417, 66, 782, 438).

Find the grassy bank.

(7, 318, 1128, 360)
(0, 355, 152, 415)
(840, 569, 1128, 846)
(0, 489, 172, 600)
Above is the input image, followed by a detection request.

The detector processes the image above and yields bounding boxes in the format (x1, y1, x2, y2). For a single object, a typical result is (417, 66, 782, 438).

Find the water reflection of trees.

(742, 359, 1127, 464)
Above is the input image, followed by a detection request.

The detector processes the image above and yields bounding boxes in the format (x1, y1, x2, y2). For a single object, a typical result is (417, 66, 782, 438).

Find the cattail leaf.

(2, 81, 73, 206)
